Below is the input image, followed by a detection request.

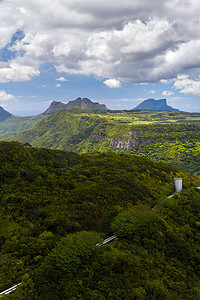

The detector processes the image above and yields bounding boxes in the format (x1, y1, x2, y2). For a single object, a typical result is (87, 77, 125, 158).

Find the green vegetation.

(0, 114, 46, 135)
(0, 141, 199, 299)
(1, 109, 200, 174)
(1, 108, 200, 135)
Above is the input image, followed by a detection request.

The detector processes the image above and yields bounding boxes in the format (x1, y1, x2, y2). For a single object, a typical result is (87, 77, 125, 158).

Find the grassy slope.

(0, 114, 46, 135)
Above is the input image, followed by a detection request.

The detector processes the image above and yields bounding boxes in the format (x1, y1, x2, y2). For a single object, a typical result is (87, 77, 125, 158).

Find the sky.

(0, 0, 200, 115)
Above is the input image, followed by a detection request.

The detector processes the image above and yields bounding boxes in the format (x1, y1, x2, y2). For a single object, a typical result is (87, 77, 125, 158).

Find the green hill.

(1, 109, 200, 174)
(0, 98, 107, 135)
(0, 141, 199, 299)
(0, 106, 12, 121)
(0, 114, 47, 135)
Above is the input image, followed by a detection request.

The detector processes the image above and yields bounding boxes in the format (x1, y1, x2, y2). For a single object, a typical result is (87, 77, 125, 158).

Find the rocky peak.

(44, 97, 107, 114)
(132, 98, 179, 112)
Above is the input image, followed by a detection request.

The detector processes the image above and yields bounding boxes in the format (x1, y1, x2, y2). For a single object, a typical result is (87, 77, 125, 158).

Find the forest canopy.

(0, 141, 199, 299)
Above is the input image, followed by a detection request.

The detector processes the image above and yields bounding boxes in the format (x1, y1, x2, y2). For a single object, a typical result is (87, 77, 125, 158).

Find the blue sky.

(0, 0, 200, 116)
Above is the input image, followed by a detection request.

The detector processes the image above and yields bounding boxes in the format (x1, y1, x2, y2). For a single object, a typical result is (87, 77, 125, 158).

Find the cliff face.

(132, 98, 179, 111)
(91, 134, 153, 151)
(110, 137, 153, 150)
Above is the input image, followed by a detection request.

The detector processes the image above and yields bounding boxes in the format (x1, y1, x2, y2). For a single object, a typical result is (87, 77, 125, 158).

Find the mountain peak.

(44, 97, 107, 114)
(44, 101, 66, 114)
(132, 98, 179, 112)
(0, 106, 12, 121)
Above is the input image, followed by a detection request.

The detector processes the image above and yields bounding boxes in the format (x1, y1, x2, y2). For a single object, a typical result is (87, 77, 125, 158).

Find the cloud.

(0, 59, 40, 83)
(162, 90, 174, 96)
(56, 83, 61, 88)
(56, 76, 68, 82)
(160, 79, 170, 84)
(173, 75, 200, 95)
(0, 0, 200, 94)
(104, 79, 122, 88)
(0, 90, 14, 101)
(149, 90, 155, 94)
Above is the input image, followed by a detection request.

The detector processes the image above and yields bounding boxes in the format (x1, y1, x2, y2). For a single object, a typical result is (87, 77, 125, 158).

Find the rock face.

(0, 106, 12, 121)
(132, 98, 179, 111)
(110, 137, 153, 150)
(44, 98, 107, 114)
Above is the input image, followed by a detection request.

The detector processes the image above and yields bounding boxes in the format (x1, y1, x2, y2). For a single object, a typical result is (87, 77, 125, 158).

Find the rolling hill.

(0, 141, 199, 299)
(1, 109, 200, 174)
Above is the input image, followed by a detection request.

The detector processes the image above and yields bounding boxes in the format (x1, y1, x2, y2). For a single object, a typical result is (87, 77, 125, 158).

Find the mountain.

(43, 101, 66, 114)
(44, 97, 107, 114)
(0, 141, 199, 299)
(132, 98, 179, 111)
(0, 98, 107, 135)
(0, 105, 12, 121)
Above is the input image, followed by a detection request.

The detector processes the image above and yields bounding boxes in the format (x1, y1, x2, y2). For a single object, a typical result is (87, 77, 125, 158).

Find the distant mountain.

(44, 97, 107, 114)
(0, 106, 12, 121)
(132, 98, 179, 111)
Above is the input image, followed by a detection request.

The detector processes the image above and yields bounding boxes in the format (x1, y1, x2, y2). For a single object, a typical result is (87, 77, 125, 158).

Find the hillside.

(0, 114, 47, 135)
(0, 141, 199, 299)
(2, 109, 200, 174)
(132, 98, 179, 111)
(0, 106, 12, 121)
(0, 97, 107, 135)
(0, 98, 198, 136)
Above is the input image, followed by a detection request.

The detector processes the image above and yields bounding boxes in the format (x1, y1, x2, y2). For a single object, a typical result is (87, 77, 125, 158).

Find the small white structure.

(174, 177, 182, 193)
(0, 283, 21, 296)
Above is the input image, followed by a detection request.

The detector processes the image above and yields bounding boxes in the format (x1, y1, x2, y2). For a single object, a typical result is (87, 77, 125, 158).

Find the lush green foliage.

(0, 114, 46, 135)
(0, 141, 199, 299)
(111, 208, 161, 239)
(1, 109, 200, 174)
(30, 190, 200, 300)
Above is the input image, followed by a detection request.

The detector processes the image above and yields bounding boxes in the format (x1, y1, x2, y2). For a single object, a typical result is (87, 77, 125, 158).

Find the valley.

(1, 99, 200, 298)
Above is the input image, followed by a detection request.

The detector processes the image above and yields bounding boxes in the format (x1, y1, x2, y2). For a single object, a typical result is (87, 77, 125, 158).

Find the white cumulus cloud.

(0, 0, 200, 94)
(173, 75, 200, 95)
(162, 90, 174, 96)
(0, 90, 14, 101)
(149, 90, 155, 94)
(104, 79, 122, 88)
(56, 77, 68, 82)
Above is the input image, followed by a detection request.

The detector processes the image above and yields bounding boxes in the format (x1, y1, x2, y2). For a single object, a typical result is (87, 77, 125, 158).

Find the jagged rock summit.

(132, 98, 179, 112)
(44, 97, 107, 114)
(0, 106, 12, 121)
